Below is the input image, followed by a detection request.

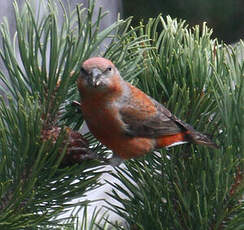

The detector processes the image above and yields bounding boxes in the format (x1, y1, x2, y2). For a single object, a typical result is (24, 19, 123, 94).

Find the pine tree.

(107, 17, 244, 230)
(0, 1, 147, 229)
(0, 0, 243, 230)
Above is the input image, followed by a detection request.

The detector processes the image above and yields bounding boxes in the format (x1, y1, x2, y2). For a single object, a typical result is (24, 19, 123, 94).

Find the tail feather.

(156, 130, 218, 149)
(185, 130, 219, 149)
(167, 115, 218, 149)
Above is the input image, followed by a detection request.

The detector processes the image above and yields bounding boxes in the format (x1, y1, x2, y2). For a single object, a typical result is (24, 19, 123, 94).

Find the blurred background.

(123, 0, 244, 43)
(0, 0, 243, 43)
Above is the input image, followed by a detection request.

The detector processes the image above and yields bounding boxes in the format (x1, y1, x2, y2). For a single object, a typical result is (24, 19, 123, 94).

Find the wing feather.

(120, 96, 188, 138)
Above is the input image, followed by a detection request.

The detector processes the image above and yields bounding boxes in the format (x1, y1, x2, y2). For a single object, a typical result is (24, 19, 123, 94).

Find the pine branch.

(0, 0, 152, 228)
(0, 0, 134, 228)
(105, 17, 244, 230)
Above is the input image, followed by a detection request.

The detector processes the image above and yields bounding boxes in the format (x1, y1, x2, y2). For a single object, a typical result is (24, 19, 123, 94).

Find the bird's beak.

(90, 68, 102, 87)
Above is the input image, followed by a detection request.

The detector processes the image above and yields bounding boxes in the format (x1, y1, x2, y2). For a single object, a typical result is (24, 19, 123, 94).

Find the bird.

(77, 57, 218, 165)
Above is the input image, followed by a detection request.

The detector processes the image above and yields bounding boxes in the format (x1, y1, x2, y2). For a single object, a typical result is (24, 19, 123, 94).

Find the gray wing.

(120, 97, 218, 148)
(120, 98, 189, 138)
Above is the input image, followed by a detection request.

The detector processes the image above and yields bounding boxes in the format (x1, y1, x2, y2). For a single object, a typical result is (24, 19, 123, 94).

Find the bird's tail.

(186, 130, 218, 149)
(156, 130, 218, 149)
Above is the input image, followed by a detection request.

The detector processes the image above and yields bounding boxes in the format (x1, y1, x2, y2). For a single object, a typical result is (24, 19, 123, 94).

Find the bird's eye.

(107, 67, 112, 72)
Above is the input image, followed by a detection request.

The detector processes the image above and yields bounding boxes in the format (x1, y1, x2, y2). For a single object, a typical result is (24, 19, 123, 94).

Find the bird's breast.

(81, 99, 125, 139)
(81, 99, 155, 159)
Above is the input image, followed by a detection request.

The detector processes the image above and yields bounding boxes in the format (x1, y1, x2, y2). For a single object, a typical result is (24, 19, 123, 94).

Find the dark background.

(123, 0, 244, 43)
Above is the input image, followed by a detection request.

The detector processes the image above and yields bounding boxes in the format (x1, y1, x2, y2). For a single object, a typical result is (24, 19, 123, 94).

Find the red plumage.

(77, 57, 217, 163)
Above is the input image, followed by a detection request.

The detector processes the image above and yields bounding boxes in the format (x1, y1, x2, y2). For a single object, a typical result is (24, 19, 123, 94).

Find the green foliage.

(123, 0, 244, 43)
(0, 0, 151, 228)
(39, 206, 114, 230)
(107, 17, 244, 230)
(0, 0, 243, 229)
(0, 0, 112, 228)
(0, 0, 150, 228)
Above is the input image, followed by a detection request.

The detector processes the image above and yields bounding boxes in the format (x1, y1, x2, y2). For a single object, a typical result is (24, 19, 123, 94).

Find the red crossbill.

(77, 57, 217, 165)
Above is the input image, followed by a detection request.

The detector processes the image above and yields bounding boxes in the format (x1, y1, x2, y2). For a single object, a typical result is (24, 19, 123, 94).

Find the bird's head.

(78, 57, 121, 94)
